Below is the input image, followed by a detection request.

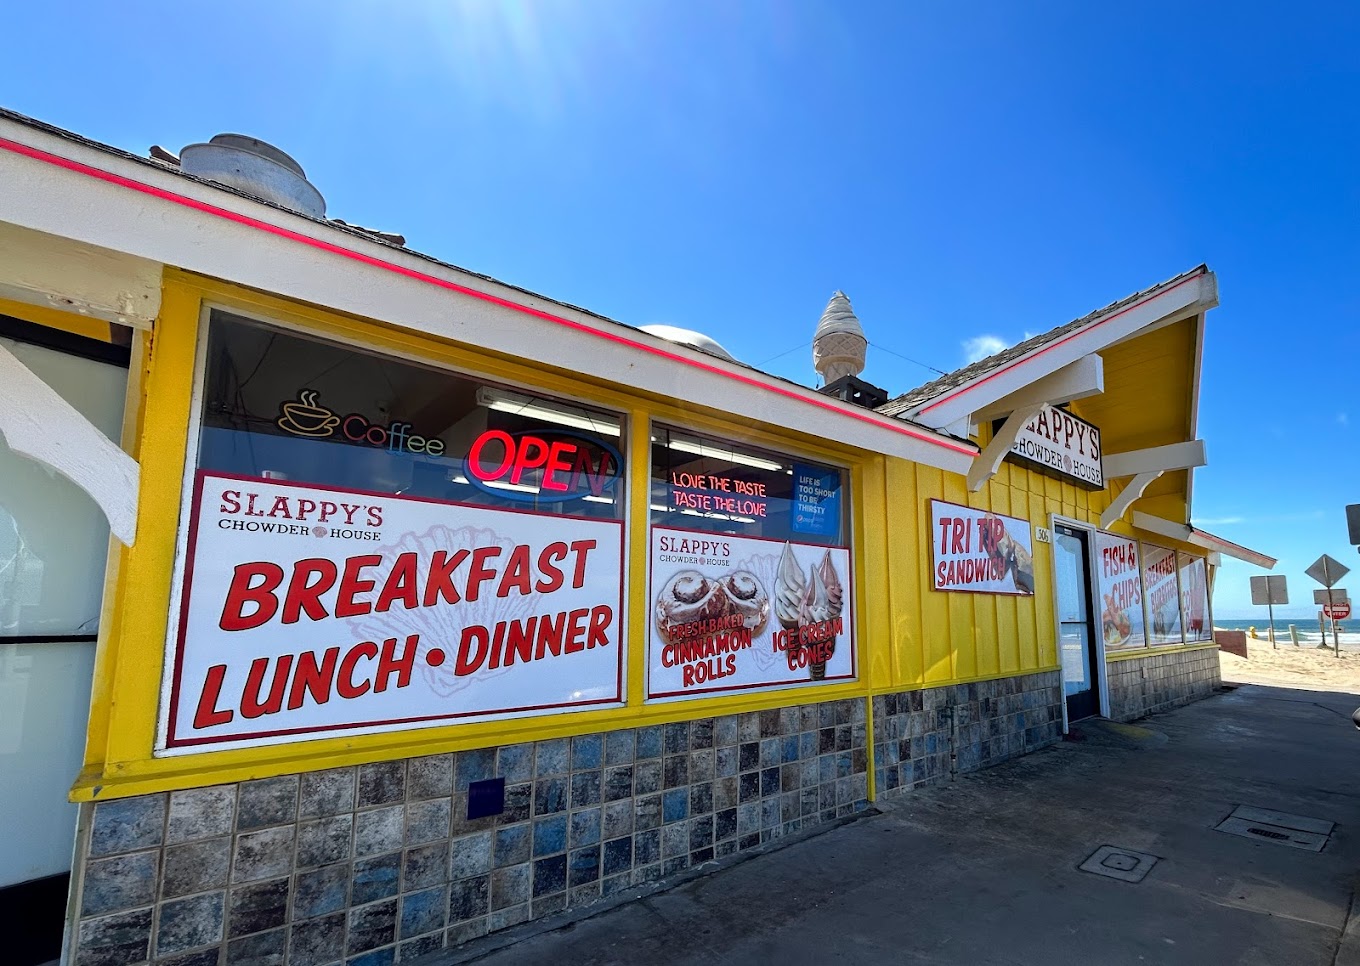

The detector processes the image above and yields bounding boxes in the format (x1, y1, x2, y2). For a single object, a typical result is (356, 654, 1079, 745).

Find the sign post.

(1250, 574, 1289, 649)
(1306, 555, 1350, 658)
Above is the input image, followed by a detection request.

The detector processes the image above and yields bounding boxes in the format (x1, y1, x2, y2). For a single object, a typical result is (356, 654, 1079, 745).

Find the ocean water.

(1213, 617, 1358, 647)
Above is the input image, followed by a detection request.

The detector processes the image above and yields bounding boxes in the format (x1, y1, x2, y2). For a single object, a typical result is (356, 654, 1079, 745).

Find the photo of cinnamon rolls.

(654, 569, 770, 645)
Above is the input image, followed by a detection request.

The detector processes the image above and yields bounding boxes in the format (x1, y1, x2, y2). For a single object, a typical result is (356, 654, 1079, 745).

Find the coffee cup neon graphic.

(277, 390, 340, 438)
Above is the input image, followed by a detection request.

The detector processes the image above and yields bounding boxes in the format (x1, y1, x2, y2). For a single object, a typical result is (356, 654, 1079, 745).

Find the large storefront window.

(1141, 543, 1183, 646)
(1178, 552, 1212, 642)
(646, 425, 854, 699)
(1093, 530, 1145, 650)
(158, 311, 627, 753)
(199, 311, 624, 519)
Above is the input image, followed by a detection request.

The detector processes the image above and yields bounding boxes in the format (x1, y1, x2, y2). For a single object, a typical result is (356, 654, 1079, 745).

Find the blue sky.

(4, 1, 1358, 618)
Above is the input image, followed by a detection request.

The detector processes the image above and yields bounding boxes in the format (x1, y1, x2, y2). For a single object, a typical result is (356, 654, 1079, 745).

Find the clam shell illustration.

(344, 524, 537, 700)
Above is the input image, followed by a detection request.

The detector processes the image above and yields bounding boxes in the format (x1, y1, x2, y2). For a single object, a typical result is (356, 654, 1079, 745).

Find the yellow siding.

(70, 270, 1203, 801)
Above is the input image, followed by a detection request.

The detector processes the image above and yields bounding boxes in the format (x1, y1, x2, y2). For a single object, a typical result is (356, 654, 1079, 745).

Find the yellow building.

(0, 112, 1272, 966)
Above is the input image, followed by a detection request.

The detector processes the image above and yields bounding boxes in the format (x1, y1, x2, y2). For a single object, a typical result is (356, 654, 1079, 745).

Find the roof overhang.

(1131, 511, 1276, 568)
(905, 270, 1217, 431)
(0, 114, 977, 475)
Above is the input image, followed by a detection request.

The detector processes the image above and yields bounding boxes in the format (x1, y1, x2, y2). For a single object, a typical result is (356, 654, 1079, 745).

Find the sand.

(1219, 634, 1360, 694)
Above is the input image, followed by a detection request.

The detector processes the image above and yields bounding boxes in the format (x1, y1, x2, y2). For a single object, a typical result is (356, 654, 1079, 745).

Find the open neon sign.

(463, 429, 622, 504)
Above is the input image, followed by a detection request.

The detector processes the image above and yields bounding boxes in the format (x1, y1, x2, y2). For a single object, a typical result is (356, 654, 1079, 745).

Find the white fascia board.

(0, 121, 975, 475)
(0, 221, 162, 327)
(1131, 510, 1276, 569)
(970, 354, 1104, 422)
(911, 274, 1217, 430)
(1103, 440, 1208, 479)
(1132, 510, 1194, 544)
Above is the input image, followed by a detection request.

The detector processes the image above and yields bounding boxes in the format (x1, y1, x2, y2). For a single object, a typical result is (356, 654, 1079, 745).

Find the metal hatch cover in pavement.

(1214, 805, 1334, 852)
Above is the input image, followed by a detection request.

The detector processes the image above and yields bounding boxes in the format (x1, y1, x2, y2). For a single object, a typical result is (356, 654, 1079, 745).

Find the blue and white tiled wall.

(71, 699, 870, 966)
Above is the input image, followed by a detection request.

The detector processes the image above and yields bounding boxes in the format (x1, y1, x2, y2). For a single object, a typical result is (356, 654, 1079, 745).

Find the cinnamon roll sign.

(930, 500, 1036, 596)
(648, 527, 855, 699)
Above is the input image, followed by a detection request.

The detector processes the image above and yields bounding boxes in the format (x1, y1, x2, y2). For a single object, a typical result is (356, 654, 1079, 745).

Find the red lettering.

(497, 544, 533, 598)
(510, 435, 550, 485)
(422, 549, 468, 606)
(374, 635, 418, 693)
(241, 655, 291, 719)
(287, 647, 339, 710)
(535, 543, 567, 593)
(503, 616, 538, 666)
(193, 665, 234, 728)
(568, 540, 596, 589)
(536, 612, 564, 660)
(335, 554, 382, 618)
(282, 558, 338, 624)
(219, 489, 241, 514)
(564, 608, 590, 653)
(220, 562, 284, 631)
(465, 547, 503, 601)
(541, 441, 575, 492)
(337, 642, 377, 698)
(468, 429, 514, 481)
(456, 625, 490, 676)
(587, 605, 613, 648)
(375, 552, 419, 613)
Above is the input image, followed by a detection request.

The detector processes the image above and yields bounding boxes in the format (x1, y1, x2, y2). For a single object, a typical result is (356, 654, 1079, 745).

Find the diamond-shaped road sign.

(1306, 554, 1350, 588)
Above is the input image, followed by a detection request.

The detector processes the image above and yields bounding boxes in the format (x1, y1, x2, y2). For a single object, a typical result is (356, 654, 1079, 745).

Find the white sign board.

(160, 473, 625, 753)
(647, 528, 855, 699)
(1094, 530, 1145, 649)
(1008, 404, 1103, 488)
(1306, 554, 1350, 588)
(930, 500, 1036, 596)
(1251, 574, 1289, 606)
(1314, 588, 1349, 605)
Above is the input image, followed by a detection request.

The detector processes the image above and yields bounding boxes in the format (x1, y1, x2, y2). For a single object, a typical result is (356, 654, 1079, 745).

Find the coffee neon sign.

(463, 429, 622, 504)
(276, 390, 445, 455)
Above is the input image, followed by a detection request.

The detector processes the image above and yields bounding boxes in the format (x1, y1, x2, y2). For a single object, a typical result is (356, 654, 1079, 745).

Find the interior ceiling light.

(664, 435, 784, 472)
(476, 387, 621, 437)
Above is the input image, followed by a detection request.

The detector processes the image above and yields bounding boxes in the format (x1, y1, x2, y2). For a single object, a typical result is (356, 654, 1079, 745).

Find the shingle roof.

(877, 264, 1210, 418)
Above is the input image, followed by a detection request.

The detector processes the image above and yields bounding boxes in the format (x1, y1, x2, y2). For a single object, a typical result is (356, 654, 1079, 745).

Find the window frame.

(644, 418, 857, 702)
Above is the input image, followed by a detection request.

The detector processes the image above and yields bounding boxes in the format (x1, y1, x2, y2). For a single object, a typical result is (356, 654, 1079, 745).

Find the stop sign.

(1325, 601, 1352, 620)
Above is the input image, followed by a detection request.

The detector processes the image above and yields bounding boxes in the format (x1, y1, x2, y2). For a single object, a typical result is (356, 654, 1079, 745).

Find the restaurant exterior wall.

(1106, 645, 1221, 722)
(68, 699, 869, 966)
(72, 272, 1118, 807)
(11, 268, 1219, 963)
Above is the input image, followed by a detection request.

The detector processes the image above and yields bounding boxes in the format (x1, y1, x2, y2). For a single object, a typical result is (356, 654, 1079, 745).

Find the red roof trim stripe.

(917, 273, 1202, 415)
(0, 136, 975, 459)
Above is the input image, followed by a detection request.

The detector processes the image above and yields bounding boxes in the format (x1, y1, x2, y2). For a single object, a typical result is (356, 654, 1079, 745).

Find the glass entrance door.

(1054, 524, 1100, 721)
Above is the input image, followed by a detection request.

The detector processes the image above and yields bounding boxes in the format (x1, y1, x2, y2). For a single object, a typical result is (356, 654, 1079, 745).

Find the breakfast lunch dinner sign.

(158, 473, 624, 753)
(647, 527, 856, 699)
(930, 500, 1036, 596)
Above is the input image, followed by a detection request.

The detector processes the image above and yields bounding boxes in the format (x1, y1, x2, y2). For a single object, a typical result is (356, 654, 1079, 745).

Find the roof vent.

(178, 134, 326, 217)
(639, 324, 739, 363)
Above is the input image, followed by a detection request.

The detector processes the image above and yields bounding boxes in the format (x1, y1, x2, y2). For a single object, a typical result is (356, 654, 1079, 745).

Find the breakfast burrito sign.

(930, 500, 1036, 596)
(158, 473, 624, 753)
(647, 527, 855, 699)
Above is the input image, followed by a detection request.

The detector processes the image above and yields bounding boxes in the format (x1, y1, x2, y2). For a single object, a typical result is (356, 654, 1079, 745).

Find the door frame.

(1049, 513, 1110, 733)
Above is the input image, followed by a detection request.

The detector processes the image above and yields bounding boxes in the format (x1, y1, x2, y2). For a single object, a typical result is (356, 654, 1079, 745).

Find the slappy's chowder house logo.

(276, 389, 447, 456)
(217, 488, 384, 542)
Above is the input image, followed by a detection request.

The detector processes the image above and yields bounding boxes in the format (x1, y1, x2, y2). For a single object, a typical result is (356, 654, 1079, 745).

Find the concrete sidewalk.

(427, 684, 1360, 965)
